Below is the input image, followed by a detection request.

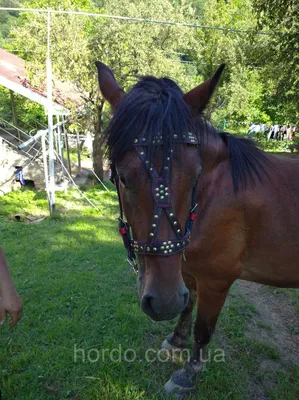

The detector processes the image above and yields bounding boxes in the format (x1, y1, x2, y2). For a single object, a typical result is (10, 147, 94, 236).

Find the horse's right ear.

(184, 64, 225, 114)
(95, 61, 125, 110)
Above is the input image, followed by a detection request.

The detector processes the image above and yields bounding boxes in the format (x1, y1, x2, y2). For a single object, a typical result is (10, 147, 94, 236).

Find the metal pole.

(64, 126, 72, 176)
(41, 134, 50, 211)
(56, 114, 64, 180)
(47, 10, 55, 214)
(56, 115, 64, 160)
(76, 130, 81, 175)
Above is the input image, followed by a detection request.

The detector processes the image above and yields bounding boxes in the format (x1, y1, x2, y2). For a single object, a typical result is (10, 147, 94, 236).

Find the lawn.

(0, 188, 298, 399)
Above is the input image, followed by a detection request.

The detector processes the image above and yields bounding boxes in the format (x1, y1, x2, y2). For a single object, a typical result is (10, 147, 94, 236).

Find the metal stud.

(171, 244, 174, 248)
(160, 184, 164, 188)
(146, 247, 150, 251)
(165, 167, 168, 170)
(152, 224, 156, 228)
(170, 213, 174, 217)
(153, 247, 157, 251)
(160, 196, 164, 199)
(155, 188, 159, 191)
(167, 157, 170, 161)
(146, 160, 149, 164)
(150, 233, 154, 237)
(150, 168, 153, 171)
(141, 152, 144, 155)
(154, 215, 158, 219)
(177, 243, 180, 247)
(163, 242, 167, 245)
(174, 134, 178, 139)
(134, 138, 138, 143)
(140, 246, 143, 250)
(177, 229, 181, 233)
(164, 250, 168, 254)
(169, 249, 172, 253)
(168, 241, 171, 244)
(166, 245, 169, 249)
(161, 246, 165, 250)
(174, 221, 178, 225)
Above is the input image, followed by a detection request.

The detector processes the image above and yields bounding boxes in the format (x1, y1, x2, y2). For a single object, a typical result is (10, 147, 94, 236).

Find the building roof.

(0, 48, 83, 115)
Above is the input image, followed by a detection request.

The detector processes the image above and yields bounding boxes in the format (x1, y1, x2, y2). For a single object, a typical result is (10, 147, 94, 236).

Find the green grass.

(0, 188, 298, 399)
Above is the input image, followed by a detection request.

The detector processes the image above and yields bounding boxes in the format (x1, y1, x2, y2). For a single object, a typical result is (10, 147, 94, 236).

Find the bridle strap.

(115, 132, 201, 270)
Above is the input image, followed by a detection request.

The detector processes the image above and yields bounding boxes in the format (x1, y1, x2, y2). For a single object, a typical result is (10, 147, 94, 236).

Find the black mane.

(105, 76, 194, 164)
(104, 76, 270, 192)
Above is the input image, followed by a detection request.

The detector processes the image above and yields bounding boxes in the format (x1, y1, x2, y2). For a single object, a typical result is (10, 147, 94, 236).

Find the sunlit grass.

(0, 188, 298, 399)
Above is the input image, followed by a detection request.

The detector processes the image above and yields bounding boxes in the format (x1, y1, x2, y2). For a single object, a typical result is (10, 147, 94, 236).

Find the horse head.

(96, 61, 224, 321)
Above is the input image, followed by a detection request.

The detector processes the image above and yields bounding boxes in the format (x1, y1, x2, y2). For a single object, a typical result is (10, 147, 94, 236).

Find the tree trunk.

(93, 102, 104, 180)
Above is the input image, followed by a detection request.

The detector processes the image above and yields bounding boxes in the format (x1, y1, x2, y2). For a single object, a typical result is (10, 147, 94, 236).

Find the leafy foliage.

(252, 0, 299, 124)
(0, 0, 298, 167)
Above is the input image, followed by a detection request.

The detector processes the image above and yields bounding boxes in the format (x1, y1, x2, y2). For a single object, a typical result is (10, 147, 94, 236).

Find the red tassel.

(189, 213, 197, 221)
(119, 227, 127, 235)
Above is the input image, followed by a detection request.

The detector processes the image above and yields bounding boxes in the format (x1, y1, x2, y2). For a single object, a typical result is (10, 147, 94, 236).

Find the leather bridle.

(113, 132, 201, 273)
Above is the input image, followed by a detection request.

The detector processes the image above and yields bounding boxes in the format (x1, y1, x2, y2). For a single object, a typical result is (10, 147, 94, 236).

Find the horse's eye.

(119, 176, 127, 187)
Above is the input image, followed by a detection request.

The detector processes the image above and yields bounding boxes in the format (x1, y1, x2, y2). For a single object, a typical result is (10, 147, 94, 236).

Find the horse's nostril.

(141, 294, 154, 315)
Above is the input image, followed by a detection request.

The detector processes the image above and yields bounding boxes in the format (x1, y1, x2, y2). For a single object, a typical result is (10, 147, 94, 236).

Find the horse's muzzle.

(141, 287, 189, 321)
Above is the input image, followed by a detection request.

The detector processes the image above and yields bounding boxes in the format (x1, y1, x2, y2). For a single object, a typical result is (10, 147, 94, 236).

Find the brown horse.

(96, 61, 299, 396)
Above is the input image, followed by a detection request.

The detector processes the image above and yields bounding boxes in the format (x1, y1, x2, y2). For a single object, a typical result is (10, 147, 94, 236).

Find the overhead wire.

(0, 7, 282, 37)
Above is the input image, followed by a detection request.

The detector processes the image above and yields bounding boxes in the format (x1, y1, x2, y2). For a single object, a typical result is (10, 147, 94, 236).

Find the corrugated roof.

(0, 48, 83, 114)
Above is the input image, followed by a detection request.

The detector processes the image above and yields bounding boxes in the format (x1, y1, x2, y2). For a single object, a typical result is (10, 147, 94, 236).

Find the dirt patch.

(235, 280, 299, 399)
(238, 280, 299, 366)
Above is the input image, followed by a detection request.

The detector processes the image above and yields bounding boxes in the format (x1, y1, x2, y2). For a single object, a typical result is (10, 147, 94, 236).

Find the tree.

(188, 0, 270, 128)
(12, 0, 197, 178)
(252, 0, 299, 123)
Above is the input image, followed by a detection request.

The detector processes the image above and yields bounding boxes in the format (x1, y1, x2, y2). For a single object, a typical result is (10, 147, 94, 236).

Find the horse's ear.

(184, 64, 225, 114)
(95, 61, 125, 110)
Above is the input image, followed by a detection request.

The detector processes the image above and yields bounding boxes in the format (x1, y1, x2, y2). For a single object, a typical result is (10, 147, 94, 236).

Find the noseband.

(114, 132, 201, 272)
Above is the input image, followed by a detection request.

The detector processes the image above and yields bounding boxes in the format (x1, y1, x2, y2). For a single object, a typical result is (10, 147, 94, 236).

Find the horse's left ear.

(184, 64, 225, 114)
(95, 61, 125, 110)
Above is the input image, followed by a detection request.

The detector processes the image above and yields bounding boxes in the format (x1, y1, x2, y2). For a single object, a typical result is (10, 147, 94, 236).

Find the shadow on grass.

(0, 211, 253, 400)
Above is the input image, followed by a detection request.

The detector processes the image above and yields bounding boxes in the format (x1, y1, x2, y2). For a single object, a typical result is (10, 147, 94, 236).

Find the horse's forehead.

(116, 146, 200, 174)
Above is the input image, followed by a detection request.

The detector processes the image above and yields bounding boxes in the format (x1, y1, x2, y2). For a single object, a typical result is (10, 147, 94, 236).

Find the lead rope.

(115, 178, 138, 273)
